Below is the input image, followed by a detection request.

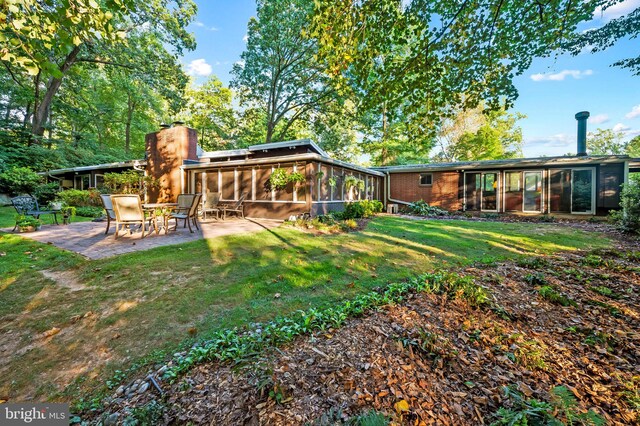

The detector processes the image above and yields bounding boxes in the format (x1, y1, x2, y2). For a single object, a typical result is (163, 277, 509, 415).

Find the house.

(43, 112, 640, 219)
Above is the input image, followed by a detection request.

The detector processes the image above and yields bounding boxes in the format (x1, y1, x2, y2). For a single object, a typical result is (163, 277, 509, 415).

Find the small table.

(143, 203, 178, 235)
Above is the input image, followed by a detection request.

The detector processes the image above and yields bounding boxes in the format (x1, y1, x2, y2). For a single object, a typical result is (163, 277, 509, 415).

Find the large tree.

(231, 0, 335, 143)
(311, 0, 605, 139)
(0, 0, 196, 140)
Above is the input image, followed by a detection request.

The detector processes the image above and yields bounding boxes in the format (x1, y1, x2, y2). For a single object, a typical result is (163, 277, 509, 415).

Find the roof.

(373, 155, 636, 173)
(199, 149, 251, 159)
(41, 160, 146, 176)
(248, 139, 329, 157)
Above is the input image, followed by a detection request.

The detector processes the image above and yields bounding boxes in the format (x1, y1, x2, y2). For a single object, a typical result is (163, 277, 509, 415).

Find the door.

(523, 171, 543, 212)
(481, 173, 498, 211)
(464, 173, 481, 210)
(571, 169, 594, 214)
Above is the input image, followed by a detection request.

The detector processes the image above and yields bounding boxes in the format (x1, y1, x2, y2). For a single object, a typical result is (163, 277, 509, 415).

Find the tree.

(311, 0, 604, 138)
(434, 107, 524, 162)
(628, 135, 640, 157)
(587, 128, 627, 155)
(181, 75, 236, 151)
(0, 0, 196, 139)
(567, 5, 640, 75)
(231, 0, 335, 144)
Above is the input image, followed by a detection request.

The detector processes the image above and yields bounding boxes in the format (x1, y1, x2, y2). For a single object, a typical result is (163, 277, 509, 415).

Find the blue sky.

(182, 0, 640, 158)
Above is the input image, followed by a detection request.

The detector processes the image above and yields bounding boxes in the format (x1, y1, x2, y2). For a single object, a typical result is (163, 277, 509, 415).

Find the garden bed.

(91, 236, 639, 425)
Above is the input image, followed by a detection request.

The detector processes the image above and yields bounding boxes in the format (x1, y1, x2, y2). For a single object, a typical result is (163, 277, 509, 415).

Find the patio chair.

(99, 194, 116, 235)
(170, 193, 202, 233)
(110, 194, 147, 240)
(11, 195, 58, 231)
(202, 192, 222, 220)
(223, 192, 248, 220)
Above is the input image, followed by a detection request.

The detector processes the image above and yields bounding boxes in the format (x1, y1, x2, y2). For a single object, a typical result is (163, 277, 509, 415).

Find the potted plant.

(288, 171, 306, 186)
(61, 206, 76, 225)
(16, 215, 42, 232)
(49, 200, 63, 211)
(268, 168, 290, 191)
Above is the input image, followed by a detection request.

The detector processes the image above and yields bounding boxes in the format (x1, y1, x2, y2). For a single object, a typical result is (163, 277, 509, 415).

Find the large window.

(571, 169, 594, 213)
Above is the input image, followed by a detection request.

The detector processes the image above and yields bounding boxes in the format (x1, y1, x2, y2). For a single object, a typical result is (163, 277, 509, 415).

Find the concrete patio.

(7, 218, 282, 259)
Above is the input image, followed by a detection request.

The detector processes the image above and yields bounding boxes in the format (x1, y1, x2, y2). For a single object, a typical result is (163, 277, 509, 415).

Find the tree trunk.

(31, 45, 82, 139)
(125, 93, 136, 154)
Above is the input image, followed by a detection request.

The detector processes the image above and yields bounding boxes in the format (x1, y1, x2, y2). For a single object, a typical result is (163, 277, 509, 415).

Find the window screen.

(419, 173, 433, 185)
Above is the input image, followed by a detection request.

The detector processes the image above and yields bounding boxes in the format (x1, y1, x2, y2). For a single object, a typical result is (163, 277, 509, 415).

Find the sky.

(182, 0, 640, 158)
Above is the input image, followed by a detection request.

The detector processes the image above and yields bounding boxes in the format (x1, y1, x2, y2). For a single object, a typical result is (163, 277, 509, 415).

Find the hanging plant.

(328, 176, 338, 188)
(269, 168, 290, 190)
(345, 175, 365, 191)
(315, 170, 324, 180)
(288, 171, 306, 186)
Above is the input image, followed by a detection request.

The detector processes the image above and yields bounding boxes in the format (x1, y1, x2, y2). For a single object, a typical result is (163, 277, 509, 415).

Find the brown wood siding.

(598, 164, 623, 209)
(243, 202, 308, 220)
(220, 169, 235, 200)
(255, 166, 272, 201)
(389, 171, 461, 210)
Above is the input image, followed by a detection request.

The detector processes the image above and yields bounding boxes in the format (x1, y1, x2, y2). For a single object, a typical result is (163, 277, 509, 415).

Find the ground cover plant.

(93, 234, 639, 425)
(0, 216, 611, 406)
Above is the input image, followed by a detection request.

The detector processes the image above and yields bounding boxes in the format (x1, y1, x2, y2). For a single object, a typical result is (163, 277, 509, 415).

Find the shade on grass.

(0, 216, 610, 403)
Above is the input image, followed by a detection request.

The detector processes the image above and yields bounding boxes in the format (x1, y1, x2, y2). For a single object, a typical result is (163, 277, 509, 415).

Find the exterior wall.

(388, 171, 462, 211)
(146, 126, 198, 202)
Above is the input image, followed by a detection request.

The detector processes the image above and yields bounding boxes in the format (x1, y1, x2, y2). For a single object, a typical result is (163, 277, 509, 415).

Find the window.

(419, 173, 433, 186)
(505, 171, 521, 192)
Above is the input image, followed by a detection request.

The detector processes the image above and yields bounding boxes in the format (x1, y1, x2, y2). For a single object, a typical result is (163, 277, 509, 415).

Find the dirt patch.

(41, 269, 87, 292)
(92, 236, 640, 425)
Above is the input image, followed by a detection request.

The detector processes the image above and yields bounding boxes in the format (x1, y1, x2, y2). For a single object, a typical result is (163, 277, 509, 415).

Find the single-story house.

(43, 113, 640, 219)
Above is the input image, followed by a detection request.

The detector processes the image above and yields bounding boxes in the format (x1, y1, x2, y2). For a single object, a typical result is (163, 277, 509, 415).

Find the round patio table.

(143, 203, 178, 235)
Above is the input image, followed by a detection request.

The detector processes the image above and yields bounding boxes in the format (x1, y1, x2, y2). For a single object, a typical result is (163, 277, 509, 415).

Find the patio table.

(143, 203, 178, 235)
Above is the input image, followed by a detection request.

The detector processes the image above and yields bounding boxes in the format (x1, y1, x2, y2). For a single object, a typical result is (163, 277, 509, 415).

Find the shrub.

(75, 206, 104, 218)
(103, 170, 156, 196)
(56, 189, 102, 207)
(407, 200, 449, 216)
(610, 179, 640, 234)
(0, 166, 43, 195)
(342, 200, 383, 219)
(34, 182, 60, 205)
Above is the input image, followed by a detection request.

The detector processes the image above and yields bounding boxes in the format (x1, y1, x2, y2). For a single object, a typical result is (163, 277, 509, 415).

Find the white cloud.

(530, 69, 594, 82)
(590, 114, 609, 124)
(613, 123, 630, 132)
(210, 26, 219, 31)
(526, 133, 574, 148)
(625, 105, 640, 119)
(194, 21, 205, 27)
(186, 59, 212, 77)
(594, 0, 640, 22)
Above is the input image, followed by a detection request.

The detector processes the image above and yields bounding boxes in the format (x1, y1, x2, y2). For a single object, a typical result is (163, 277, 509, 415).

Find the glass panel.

(464, 173, 481, 211)
(504, 171, 522, 211)
(572, 169, 593, 213)
(550, 170, 571, 213)
(523, 172, 542, 212)
(482, 173, 497, 211)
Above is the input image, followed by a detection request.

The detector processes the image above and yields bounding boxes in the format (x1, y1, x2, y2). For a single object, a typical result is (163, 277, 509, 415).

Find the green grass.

(0, 216, 611, 402)
(0, 205, 94, 228)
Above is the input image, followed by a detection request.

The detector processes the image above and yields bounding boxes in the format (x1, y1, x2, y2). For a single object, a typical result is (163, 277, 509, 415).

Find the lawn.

(0, 215, 612, 404)
(0, 205, 94, 229)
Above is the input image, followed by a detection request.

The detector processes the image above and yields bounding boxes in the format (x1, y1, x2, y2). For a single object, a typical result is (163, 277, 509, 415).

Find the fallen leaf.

(394, 399, 410, 413)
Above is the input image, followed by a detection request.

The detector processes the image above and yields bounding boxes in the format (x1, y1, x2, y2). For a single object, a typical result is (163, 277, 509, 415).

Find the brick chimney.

(145, 125, 198, 202)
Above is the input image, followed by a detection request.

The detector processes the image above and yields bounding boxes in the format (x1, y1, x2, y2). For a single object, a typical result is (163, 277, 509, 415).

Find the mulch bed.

(93, 235, 640, 425)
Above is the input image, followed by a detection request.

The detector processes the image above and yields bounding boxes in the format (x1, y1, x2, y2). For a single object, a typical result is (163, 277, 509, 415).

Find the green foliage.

(0, 166, 43, 195)
(15, 215, 41, 229)
(407, 200, 449, 216)
(524, 272, 548, 286)
(515, 340, 547, 371)
(538, 286, 576, 307)
(103, 171, 155, 196)
(33, 182, 60, 205)
(586, 129, 627, 155)
(517, 257, 549, 270)
(56, 189, 102, 207)
(268, 169, 306, 191)
(61, 206, 77, 217)
(121, 400, 165, 426)
(342, 200, 384, 219)
(161, 272, 489, 381)
(491, 385, 605, 426)
(75, 206, 103, 218)
(610, 179, 640, 234)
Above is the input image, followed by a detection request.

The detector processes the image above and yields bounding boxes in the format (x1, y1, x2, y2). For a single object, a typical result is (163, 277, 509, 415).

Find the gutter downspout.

(385, 172, 412, 206)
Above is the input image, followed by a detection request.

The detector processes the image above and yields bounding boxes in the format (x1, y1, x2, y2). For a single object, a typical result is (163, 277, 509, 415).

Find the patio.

(7, 218, 282, 259)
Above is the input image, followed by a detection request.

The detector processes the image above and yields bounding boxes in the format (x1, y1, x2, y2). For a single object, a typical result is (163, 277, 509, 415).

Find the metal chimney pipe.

(575, 111, 590, 156)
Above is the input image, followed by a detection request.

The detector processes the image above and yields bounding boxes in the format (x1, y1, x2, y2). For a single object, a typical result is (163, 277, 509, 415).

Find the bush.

(75, 206, 104, 218)
(56, 189, 102, 207)
(407, 200, 449, 216)
(103, 170, 156, 196)
(342, 200, 384, 219)
(610, 179, 640, 234)
(0, 166, 43, 196)
(34, 182, 60, 205)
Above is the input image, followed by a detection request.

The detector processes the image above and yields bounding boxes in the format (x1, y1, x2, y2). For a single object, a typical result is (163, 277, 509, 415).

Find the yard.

(0, 214, 613, 408)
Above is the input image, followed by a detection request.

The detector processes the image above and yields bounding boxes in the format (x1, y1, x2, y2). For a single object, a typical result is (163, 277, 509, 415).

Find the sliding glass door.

(571, 169, 594, 214)
(481, 173, 498, 211)
(523, 171, 543, 213)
